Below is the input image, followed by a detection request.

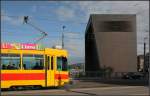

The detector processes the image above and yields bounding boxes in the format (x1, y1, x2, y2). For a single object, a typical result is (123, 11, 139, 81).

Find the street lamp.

(62, 26, 66, 49)
(143, 37, 147, 74)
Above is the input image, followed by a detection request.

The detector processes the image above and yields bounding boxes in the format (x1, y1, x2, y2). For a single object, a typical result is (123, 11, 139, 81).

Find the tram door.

(45, 55, 55, 87)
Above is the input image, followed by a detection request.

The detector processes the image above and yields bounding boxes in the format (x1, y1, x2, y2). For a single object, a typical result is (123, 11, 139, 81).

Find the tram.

(1, 43, 69, 89)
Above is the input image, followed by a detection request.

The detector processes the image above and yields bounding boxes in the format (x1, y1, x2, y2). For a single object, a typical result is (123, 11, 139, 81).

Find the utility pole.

(62, 26, 66, 49)
(143, 37, 147, 74)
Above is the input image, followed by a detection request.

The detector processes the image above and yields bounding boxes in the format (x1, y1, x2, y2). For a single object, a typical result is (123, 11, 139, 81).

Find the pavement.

(67, 80, 122, 88)
(2, 86, 149, 96)
(2, 79, 149, 95)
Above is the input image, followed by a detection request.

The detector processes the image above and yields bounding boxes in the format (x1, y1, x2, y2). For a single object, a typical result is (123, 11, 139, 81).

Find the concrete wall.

(85, 14, 137, 72)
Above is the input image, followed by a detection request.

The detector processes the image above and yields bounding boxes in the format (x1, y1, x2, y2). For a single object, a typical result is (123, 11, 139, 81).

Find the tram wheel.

(33, 85, 42, 90)
(10, 86, 17, 91)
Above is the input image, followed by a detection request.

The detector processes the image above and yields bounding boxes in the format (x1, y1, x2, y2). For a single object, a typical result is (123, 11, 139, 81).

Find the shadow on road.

(68, 90, 98, 96)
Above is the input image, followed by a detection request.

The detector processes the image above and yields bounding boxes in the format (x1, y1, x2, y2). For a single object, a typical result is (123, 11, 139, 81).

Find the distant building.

(85, 14, 137, 73)
(137, 55, 144, 72)
(137, 53, 149, 73)
(69, 63, 84, 70)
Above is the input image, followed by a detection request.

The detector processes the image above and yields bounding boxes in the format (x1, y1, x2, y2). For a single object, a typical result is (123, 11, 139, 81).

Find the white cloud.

(77, 1, 149, 20)
(1, 10, 23, 26)
(1, 10, 12, 21)
(11, 17, 23, 26)
(51, 39, 62, 46)
(55, 6, 75, 21)
(31, 5, 37, 12)
(64, 32, 81, 38)
(64, 38, 85, 57)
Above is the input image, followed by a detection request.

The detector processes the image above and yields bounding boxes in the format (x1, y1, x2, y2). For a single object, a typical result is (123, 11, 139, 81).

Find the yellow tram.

(1, 43, 69, 89)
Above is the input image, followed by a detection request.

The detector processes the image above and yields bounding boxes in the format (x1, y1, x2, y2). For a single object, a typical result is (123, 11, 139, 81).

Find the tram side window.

(57, 57, 68, 71)
(1, 54, 20, 70)
(23, 54, 44, 70)
(57, 57, 62, 71)
(62, 57, 68, 71)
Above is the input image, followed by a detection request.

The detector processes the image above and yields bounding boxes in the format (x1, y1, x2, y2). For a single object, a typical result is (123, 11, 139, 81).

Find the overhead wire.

(2, 31, 84, 39)
(1, 15, 87, 24)
(1, 15, 86, 38)
(2, 14, 85, 48)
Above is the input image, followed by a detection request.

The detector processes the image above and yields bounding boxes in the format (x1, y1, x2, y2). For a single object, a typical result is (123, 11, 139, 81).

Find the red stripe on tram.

(1, 73, 45, 81)
(55, 74, 68, 79)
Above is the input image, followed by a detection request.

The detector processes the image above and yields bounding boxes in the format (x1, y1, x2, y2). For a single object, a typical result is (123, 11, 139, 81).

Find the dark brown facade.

(85, 14, 137, 72)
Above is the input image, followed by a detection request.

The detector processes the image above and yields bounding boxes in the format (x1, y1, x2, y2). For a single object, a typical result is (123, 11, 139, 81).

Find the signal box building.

(85, 14, 137, 72)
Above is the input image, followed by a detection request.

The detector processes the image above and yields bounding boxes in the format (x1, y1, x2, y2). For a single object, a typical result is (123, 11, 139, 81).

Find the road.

(2, 86, 149, 95)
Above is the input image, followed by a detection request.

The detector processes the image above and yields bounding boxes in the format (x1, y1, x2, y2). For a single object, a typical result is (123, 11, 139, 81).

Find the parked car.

(122, 72, 144, 79)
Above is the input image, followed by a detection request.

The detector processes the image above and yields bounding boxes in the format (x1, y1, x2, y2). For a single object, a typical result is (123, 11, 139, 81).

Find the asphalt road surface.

(2, 86, 149, 95)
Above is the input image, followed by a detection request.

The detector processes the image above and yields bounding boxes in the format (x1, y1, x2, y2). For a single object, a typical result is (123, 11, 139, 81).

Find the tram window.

(57, 57, 62, 71)
(1, 54, 20, 70)
(23, 54, 44, 70)
(51, 56, 53, 70)
(62, 57, 68, 71)
(57, 57, 68, 71)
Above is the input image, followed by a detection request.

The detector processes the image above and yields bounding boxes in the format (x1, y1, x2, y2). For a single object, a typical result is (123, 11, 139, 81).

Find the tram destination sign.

(0, 43, 44, 50)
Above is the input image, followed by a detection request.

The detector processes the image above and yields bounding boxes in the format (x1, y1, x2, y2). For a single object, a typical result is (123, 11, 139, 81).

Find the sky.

(1, 1, 149, 64)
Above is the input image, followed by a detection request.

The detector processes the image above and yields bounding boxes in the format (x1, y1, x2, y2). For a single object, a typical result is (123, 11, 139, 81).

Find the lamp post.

(143, 37, 147, 74)
(62, 26, 66, 49)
